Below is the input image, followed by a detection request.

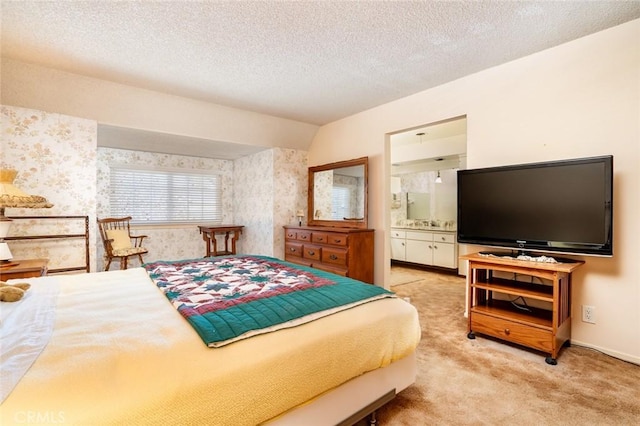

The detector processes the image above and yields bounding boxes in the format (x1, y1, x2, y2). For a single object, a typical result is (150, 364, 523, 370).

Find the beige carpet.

(371, 266, 640, 425)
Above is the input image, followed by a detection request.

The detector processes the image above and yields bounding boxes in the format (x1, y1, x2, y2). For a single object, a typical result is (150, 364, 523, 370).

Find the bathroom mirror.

(407, 192, 429, 220)
(308, 157, 368, 229)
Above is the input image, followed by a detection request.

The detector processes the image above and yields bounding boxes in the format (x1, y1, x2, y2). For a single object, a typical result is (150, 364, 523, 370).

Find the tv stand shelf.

(461, 253, 584, 365)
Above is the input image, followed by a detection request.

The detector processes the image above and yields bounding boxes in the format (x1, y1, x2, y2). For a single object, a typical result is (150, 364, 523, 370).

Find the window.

(109, 166, 222, 224)
(331, 185, 351, 220)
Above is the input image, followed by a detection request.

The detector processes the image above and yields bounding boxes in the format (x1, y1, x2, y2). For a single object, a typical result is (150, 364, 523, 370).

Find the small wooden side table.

(198, 225, 244, 257)
(0, 259, 49, 280)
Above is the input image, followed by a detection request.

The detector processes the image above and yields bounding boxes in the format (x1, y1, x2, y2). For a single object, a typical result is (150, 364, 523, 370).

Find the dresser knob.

(504, 328, 511, 335)
(330, 255, 338, 260)
(308, 251, 315, 256)
(335, 239, 342, 243)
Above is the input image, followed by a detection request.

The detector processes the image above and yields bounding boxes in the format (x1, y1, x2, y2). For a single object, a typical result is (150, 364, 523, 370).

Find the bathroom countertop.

(391, 226, 457, 232)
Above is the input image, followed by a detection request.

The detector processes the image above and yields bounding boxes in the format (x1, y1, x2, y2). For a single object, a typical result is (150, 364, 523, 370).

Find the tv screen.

(457, 155, 613, 257)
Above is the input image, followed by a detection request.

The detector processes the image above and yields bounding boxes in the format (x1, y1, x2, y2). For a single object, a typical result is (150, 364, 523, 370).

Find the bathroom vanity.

(390, 226, 458, 270)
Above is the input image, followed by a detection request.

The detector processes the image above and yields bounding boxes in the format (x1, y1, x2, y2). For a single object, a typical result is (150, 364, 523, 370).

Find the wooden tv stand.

(461, 253, 584, 365)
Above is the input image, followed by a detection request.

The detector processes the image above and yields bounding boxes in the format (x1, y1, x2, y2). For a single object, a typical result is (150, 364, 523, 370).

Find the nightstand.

(0, 259, 48, 280)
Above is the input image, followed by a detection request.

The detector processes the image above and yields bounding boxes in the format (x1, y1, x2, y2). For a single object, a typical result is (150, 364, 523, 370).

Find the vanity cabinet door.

(406, 239, 431, 265)
(433, 242, 456, 268)
(391, 237, 406, 261)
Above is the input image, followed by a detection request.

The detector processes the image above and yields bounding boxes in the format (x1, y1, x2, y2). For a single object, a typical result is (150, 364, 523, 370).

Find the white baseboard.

(569, 339, 640, 366)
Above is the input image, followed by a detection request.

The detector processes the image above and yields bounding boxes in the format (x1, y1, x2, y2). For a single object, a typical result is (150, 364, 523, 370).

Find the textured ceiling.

(3, 1, 640, 128)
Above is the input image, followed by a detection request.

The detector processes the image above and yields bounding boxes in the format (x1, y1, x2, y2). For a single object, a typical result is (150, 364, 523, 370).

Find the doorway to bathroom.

(389, 115, 467, 275)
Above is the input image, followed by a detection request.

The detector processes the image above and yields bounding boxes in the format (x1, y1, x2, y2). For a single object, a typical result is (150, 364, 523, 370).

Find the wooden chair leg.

(121, 257, 128, 270)
(104, 256, 112, 271)
(138, 254, 145, 265)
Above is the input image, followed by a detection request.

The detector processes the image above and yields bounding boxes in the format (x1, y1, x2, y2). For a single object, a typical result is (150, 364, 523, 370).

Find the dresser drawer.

(322, 247, 348, 267)
(285, 229, 297, 240)
(314, 263, 348, 277)
(302, 244, 322, 261)
(311, 232, 329, 244)
(326, 233, 348, 246)
(296, 231, 312, 242)
(285, 242, 303, 257)
(471, 312, 553, 353)
(285, 255, 312, 268)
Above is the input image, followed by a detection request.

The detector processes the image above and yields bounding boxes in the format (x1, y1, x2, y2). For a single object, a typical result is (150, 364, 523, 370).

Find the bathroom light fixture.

(435, 171, 442, 184)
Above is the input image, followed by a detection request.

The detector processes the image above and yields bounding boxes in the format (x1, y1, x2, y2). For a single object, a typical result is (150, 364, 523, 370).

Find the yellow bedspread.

(0, 267, 420, 425)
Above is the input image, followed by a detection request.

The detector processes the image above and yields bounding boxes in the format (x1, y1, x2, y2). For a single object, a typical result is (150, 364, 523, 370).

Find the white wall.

(308, 20, 640, 363)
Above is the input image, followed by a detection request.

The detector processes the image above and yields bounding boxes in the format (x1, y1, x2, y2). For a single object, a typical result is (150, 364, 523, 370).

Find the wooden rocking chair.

(97, 216, 148, 270)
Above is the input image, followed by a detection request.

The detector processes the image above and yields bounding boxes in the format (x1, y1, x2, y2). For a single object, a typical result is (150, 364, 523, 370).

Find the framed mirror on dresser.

(308, 157, 368, 229)
(284, 157, 375, 283)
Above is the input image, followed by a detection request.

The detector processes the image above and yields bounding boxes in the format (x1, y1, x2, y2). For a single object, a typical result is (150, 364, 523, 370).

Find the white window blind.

(331, 186, 351, 220)
(109, 167, 222, 224)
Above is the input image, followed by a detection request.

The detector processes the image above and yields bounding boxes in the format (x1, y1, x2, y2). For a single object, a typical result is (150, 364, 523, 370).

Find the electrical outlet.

(582, 305, 596, 324)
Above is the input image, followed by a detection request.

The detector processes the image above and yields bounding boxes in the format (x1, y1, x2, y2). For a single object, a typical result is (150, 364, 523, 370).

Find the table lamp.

(0, 169, 53, 262)
(0, 242, 12, 263)
(296, 210, 304, 226)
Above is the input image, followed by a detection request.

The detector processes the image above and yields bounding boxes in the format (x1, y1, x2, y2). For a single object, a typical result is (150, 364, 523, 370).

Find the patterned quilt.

(143, 255, 393, 347)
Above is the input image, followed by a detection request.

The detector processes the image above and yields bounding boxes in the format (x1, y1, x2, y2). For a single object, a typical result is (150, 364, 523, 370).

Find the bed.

(0, 255, 421, 425)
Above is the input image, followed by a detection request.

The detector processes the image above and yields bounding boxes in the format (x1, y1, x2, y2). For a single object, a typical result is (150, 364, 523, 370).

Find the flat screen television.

(457, 155, 613, 257)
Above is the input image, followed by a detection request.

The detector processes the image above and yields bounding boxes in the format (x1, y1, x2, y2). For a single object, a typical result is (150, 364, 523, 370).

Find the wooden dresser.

(283, 225, 374, 284)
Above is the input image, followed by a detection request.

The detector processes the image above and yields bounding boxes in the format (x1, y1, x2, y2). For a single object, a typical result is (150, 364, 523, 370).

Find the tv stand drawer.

(471, 312, 553, 353)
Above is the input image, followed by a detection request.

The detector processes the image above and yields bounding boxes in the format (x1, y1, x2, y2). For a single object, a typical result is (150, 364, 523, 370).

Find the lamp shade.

(0, 242, 12, 261)
(0, 169, 54, 241)
(0, 169, 53, 210)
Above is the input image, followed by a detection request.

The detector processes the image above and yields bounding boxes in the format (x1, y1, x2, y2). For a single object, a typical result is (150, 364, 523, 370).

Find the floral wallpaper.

(234, 148, 308, 259)
(272, 148, 308, 257)
(96, 147, 235, 270)
(1, 105, 98, 271)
